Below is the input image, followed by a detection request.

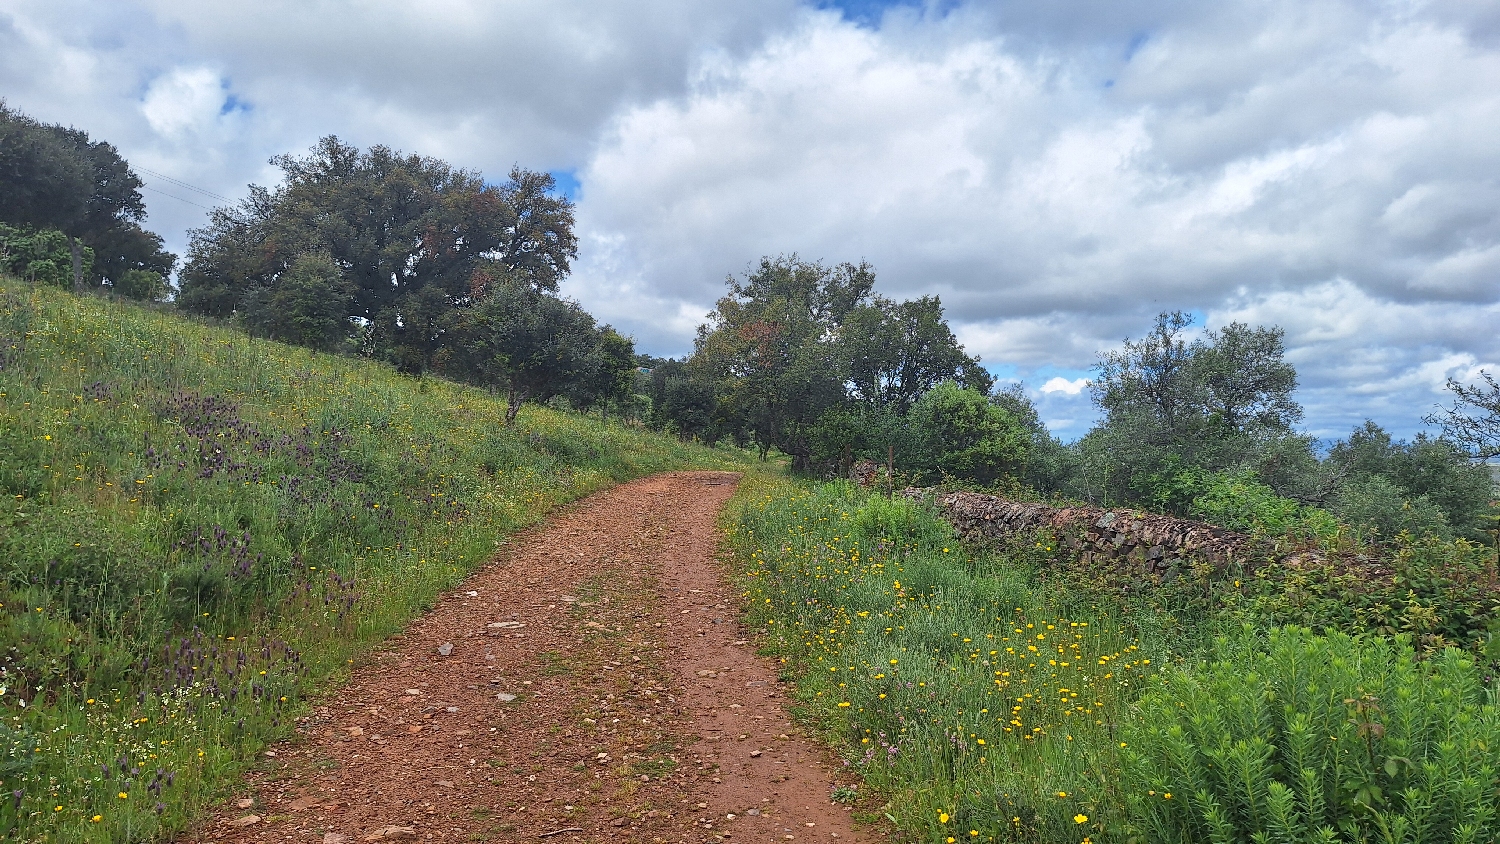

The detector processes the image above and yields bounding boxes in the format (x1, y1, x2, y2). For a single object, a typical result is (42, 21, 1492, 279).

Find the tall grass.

(726, 478, 1500, 844)
(0, 277, 748, 841)
(727, 478, 1168, 843)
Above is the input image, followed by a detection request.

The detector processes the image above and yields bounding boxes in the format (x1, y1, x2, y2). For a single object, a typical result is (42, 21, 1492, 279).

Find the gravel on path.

(184, 471, 873, 844)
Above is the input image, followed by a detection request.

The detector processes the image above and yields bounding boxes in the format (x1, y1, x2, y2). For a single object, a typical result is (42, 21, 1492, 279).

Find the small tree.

(1081, 312, 1306, 505)
(908, 381, 1028, 486)
(239, 251, 355, 350)
(839, 294, 991, 412)
(449, 282, 601, 424)
(1427, 370, 1500, 461)
(565, 327, 636, 417)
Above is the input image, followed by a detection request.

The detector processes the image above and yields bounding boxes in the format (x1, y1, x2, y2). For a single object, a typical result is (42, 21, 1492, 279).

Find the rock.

(230, 815, 261, 827)
(235, 798, 255, 809)
(487, 621, 524, 629)
(436, 643, 454, 657)
(496, 692, 517, 702)
(404, 689, 422, 696)
(849, 459, 882, 487)
(364, 827, 417, 841)
(323, 834, 348, 844)
(435, 779, 454, 788)
(345, 726, 364, 737)
(749, 750, 762, 758)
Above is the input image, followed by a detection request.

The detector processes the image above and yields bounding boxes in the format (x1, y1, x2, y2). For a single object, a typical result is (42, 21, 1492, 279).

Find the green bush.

(1219, 532, 1500, 656)
(1336, 475, 1454, 543)
(113, 268, 168, 301)
(908, 380, 1028, 486)
(1119, 627, 1500, 844)
(1189, 469, 1339, 541)
(0, 224, 92, 287)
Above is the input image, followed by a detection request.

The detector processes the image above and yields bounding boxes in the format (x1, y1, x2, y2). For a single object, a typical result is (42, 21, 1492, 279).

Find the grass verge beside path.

(724, 479, 1500, 844)
(0, 278, 749, 841)
(723, 476, 1160, 843)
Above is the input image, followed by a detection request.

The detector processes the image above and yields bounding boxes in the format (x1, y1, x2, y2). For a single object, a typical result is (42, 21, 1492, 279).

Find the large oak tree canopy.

(176, 136, 577, 373)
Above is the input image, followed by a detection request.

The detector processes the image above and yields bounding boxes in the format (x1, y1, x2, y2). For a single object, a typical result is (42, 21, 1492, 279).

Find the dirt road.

(187, 472, 871, 844)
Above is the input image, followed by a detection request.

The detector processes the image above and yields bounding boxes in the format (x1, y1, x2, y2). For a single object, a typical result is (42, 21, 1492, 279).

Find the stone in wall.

(911, 489, 1272, 581)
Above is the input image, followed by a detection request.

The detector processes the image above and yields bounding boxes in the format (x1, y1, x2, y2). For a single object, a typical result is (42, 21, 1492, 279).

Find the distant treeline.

(652, 271, 1498, 545)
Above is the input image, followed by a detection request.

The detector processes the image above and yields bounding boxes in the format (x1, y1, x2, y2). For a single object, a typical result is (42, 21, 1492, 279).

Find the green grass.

(726, 477, 1164, 843)
(0, 277, 749, 841)
(725, 478, 1500, 844)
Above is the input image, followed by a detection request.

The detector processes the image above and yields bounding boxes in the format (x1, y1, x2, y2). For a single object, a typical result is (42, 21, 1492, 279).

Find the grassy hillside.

(0, 277, 748, 841)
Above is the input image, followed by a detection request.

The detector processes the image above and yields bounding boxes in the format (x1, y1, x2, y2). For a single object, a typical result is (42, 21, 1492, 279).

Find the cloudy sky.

(3, 0, 1497, 440)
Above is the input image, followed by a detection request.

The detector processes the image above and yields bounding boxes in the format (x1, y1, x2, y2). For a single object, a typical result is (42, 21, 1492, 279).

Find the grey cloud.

(1, 0, 798, 260)
(568, 4, 1497, 387)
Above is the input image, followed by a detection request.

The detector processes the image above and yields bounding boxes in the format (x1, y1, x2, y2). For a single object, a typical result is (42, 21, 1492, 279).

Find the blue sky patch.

(548, 169, 581, 200)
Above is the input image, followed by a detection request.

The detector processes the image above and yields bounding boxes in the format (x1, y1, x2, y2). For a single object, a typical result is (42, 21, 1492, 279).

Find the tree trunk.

(505, 386, 525, 425)
(69, 236, 83, 292)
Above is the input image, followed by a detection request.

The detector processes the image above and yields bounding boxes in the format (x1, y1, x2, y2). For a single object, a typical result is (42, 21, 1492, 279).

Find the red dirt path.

(184, 471, 874, 844)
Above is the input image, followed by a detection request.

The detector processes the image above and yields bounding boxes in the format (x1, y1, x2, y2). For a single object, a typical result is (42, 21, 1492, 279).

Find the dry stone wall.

(913, 490, 1267, 579)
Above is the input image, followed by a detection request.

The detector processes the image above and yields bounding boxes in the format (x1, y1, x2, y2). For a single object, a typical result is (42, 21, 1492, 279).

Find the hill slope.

(0, 277, 746, 841)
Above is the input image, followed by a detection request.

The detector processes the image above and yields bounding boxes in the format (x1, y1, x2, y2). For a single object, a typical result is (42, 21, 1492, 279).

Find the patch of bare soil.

(183, 471, 873, 844)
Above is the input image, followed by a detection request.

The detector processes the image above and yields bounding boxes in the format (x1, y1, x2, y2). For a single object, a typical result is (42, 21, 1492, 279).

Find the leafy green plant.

(1118, 627, 1500, 844)
(0, 224, 92, 287)
(1188, 469, 1339, 541)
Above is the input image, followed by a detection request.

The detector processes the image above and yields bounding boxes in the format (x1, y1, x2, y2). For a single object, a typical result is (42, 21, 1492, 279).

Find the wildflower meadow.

(727, 478, 1500, 844)
(0, 276, 744, 841)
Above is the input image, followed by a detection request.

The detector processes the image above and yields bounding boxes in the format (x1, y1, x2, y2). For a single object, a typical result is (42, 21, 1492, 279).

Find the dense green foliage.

(1120, 628, 1500, 844)
(0, 224, 93, 289)
(0, 102, 175, 292)
(0, 276, 743, 841)
(173, 137, 633, 421)
(664, 255, 996, 476)
(1043, 312, 1497, 546)
(727, 478, 1500, 844)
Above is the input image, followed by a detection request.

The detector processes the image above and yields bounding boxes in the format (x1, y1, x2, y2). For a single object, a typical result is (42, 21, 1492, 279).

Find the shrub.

(908, 381, 1028, 486)
(113, 268, 168, 301)
(1189, 469, 1339, 541)
(1336, 475, 1454, 543)
(1119, 627, 1500, 844)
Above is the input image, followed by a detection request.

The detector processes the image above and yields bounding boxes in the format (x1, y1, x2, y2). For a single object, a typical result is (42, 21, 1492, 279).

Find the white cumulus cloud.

(1040, 377, 1090, 396)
